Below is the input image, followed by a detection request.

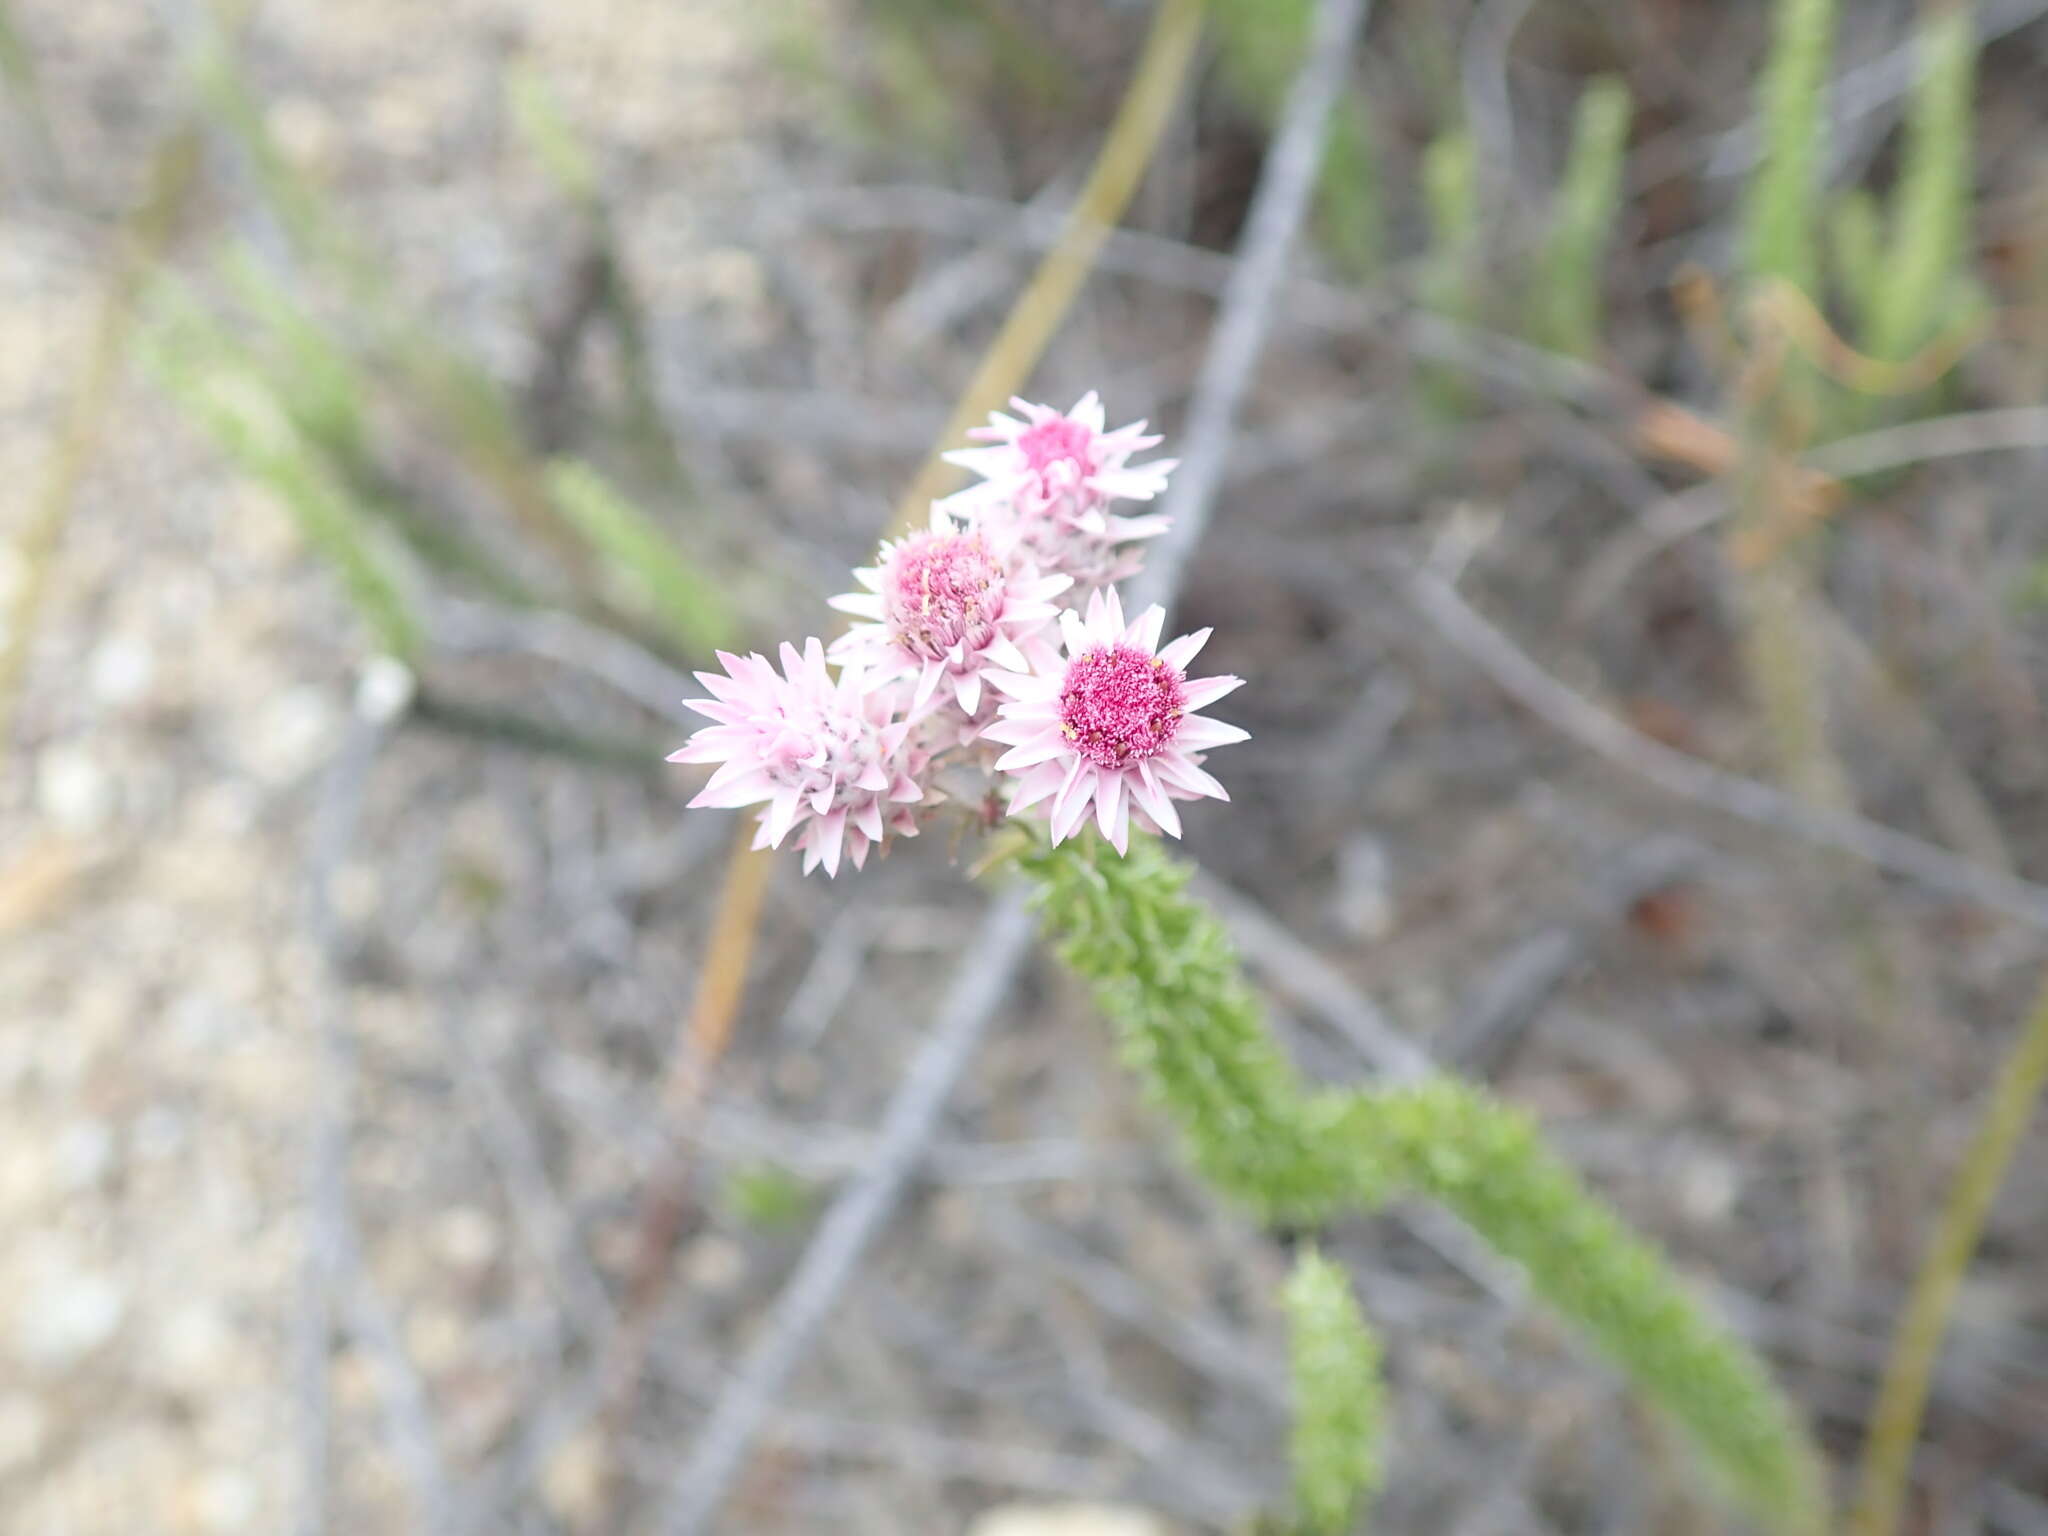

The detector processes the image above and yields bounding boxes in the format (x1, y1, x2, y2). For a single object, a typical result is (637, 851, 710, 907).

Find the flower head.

(939, 392, 1175, 590)
(668, 639, 926, 876)
(828, 510, 1070, 717)
(982, 587, 1247, 854)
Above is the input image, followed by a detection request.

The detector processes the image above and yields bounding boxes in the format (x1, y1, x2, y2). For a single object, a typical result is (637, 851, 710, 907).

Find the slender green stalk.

(1830, 189, 1885, 332)
(1742, 0, 1837, 295)
(1530, 77, 1632, 358)
(1285, 1249, 1386, 1535)
(545, 460, 737, 655)
(1418, 124, 1481, 416)
(1023, 834, 1829, 1532)
(146, 298, 424, 660)
(1865, 2, 1976, 365)
(1848, 969, 2048, 1536)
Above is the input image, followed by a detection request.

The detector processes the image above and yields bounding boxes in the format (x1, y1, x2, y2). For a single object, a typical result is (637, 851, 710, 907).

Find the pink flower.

(668, 639, 926, 876)
(982, 588, 1247, 854)
(827, 511, 1071, 717)
(939, 393, 1175, 590)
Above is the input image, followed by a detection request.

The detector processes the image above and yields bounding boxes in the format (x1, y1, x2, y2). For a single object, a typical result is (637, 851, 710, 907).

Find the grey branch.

(1129, 0, 1376, 619)
(654, 2, 1373, 1528)
(1399, 563, 2048, 930)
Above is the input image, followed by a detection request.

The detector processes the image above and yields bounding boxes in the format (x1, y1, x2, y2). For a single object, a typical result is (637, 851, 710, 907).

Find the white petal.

(1175, 716, 1249, 749)
(1181, 674, 1245, 710)
(1008, 762, 1067, 814)
(955, 671, 982, 715)
(815, 809, 846, 877)
(828, 593, 885, 618)
(1059, 609, 1091, 658)
(978, 715, 1048, 746)
(1125, 604, 1165, 655)
(1131, 761, 1181, 838)
(1094, 771, 1125, 847)
(1155, 753, 1229, 802)
(1027, 573, 1074, 602)
(985, 669, 1059, 701)
(1156, 628, 1211, 672)
(1094, 587, 1126, 643)
(1050, 768, 1096, 844)
(993, 735, 1069, 771)
(983, 635, 1029, 674)
(853, 799, 884, 842)
(762, 790, 802, 848)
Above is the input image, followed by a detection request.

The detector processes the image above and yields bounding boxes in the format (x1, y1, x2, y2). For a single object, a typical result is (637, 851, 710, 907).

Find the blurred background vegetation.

(4, 0, 2048, 1531)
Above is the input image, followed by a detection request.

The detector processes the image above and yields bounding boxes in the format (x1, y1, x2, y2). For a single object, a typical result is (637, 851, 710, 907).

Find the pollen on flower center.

(884, 532, 1003, 662)
(1058, 644, 1186, 768)
(1017, 416, 1093, 473)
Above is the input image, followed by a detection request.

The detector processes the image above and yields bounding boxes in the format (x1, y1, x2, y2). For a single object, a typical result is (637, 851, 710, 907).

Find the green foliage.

(1829, 188, 1886, 329)
(146, 289, 423, 660)
(1863, 5, 1977, 365)
(721, 1163, 816, 1231)
(506, 61, 599, 206)
(1207, 0, 1382, 274)
(773, 0, 1066, 160)
(1329, 1081, 1828, 1532)
(546, 460, 737, 655)
(1022, 833, 1388, 1224)
(1284, 1249, 1386, 1535)
(1021, 833, 1829, 1534)
(1529, 77, 1632, 359)
(1742, 0, 1836, 296)
(1417, 123, 1482, 415)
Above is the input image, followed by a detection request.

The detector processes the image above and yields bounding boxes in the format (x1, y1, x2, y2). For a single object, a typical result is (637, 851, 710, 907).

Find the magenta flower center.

(885, 532, 1003, 662)
(1058, 645, 1186, 769)
(1017, 416, 1093, 474)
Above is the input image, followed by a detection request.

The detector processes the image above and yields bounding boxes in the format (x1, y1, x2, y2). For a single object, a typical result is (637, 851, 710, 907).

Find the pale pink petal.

(815, 809, 846, 877)
(1156, 628, 1211, 672)
(1008, 762, 1068, 814)
(1125, 604, 1165, 655)
(1181, 674, 1246, 710)
(1131, 761, 1181, 838)
(1058, 609, 1091, 658)
(1175, 716, 1250, 749)
(993, 735, 1069, 771)
(1050, 768, 1096, 844)
(1154, 753, 1229, 802)
(1094, 770, 1125, 848)
(986, 669, 1060, 701)
(762, 790, 802, 847)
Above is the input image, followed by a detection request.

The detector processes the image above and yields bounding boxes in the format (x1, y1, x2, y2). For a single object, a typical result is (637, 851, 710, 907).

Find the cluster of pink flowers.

(669, 394, 1247, 875)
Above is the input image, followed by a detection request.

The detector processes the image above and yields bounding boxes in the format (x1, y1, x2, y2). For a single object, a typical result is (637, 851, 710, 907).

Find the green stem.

(1848, 967, 2048, 1536)
(1023, 833, 1828, 1533)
